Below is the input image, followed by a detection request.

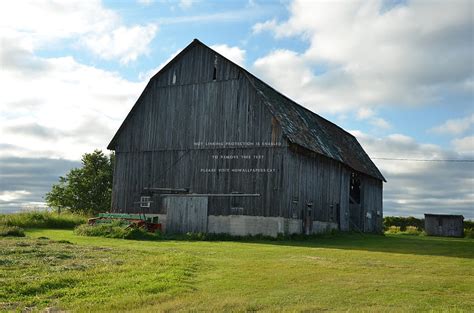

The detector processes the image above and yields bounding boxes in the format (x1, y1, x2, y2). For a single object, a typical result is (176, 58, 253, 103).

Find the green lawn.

(1, 230, 473, 312)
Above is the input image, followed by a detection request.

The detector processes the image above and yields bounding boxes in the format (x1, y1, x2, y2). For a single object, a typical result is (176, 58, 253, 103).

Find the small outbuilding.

(424, 214, 464, 237)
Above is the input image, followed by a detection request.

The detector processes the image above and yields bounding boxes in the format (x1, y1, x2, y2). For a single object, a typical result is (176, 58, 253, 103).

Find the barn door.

(164, 196, 208, 234)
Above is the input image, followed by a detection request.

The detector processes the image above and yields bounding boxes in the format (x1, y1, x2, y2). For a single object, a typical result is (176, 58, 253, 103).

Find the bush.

(74, 223, 161, 240)
(0, 211, 87, 229)
(384, 216, 424, 231)
(464, 220, 474, 229)
(465, 228, 474, 238)
(404, 226, 422, 235)
(0, 225, 25, 237)
(385, 226, 401, 234)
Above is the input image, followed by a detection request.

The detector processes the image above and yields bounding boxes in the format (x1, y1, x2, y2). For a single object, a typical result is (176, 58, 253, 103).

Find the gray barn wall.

(360, 175, 383, 233)
(282, 147, 350, 228)
(425, 215, 464, 237)
(110, 43, 383, 233)
(112, 46, 289, 215)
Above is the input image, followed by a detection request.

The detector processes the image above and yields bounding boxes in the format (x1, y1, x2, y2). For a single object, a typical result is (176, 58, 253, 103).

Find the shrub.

(465, 228, 474, 238)
(0, 211, 87, 229)
(464, 220, 474, 229)
(404, 226, 422, 235)
(385, 226, 401, 234)
(384, 216, 424, 231)
(74, 223, 161, 241)
(0, 225, 25, 237)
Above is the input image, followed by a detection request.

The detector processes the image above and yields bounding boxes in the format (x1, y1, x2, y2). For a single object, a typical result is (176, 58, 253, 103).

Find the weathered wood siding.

(425, 215, 464, 237)
(112, 44, 288, 216)
(164, 196, 208, 233)
(110, 43, 383, 233)
(282, 146, 351, 226)
(360, 175, 383, 233)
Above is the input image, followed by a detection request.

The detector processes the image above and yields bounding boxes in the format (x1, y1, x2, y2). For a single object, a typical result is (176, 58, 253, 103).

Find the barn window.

(212, 66, 217, 81)
(140, 196, 151, 208)
(213, 55, 218, 81)
(350, 172, 361, 204)
(172, 71, 176, 84)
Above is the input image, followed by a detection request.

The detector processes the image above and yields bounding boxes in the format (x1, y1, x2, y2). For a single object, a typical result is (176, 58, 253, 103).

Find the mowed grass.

(1, 230, 473, 312)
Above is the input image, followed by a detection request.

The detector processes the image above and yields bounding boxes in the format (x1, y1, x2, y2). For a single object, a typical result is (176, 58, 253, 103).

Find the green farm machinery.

(88, 213, 162, 233)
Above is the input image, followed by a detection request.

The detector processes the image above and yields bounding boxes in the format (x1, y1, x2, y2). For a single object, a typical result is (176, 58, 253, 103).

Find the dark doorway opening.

(350, 172, 361, 204)
(349, 172, 363, 232)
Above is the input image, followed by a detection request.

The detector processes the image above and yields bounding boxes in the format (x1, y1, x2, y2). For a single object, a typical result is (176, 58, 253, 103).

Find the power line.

(372, 157, 474, 162)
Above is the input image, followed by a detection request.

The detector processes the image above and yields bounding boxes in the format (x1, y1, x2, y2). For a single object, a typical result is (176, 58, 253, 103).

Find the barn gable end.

(107, 39, 385, 235)
(108, 40, 286, 153)
(109, 39, 384, 182)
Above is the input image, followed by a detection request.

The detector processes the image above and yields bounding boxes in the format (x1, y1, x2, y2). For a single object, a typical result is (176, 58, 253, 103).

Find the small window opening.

(140, 196, 151, 208)
(212, 66, 217, 81)
(349, 172, 361, 204)
(172, 71, 176, 84)
(213, 54, 218, 81)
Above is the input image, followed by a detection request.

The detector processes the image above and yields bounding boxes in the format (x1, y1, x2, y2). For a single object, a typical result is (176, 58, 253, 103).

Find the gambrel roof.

(108, 39, 386, 182)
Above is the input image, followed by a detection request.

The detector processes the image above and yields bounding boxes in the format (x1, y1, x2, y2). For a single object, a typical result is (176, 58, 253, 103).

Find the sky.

(0, 0, 473, 218)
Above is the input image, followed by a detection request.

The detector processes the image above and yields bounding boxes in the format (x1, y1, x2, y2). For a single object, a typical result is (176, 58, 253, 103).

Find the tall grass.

(0, 225, 25, 237)
(0, 211, 87, 229)
(74, 223, 161, 240)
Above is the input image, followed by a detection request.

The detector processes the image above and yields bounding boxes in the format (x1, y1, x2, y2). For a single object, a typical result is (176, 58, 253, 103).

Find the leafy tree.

(46, 150, 114, 215)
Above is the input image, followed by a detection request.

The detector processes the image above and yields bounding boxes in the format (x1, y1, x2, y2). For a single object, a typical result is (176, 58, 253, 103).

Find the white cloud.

(252, 19, 278, 34)
(452, 135, 474, 154)
(137, 0, 154, 5)
(356, 108, 375, 120)
(0, 0, 158, 64)
(430, 114, 474, 135)
(350, 131, 474, 218)
(0, 42, 145, 160)
(0, 190, 31, 202)
(252, 0, 473, 115)
(179, 0, 196, 9)
(210, 44, 246, 66)
(82, 24, 158, 64)
(370, 117, 391, 130)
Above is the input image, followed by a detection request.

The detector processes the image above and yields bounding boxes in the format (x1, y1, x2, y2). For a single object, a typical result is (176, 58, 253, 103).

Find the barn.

(107, 39, 386, 236)
(424, 214, 464, 237)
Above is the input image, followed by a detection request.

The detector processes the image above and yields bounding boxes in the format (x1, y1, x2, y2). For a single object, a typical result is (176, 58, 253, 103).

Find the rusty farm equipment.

(88, 213, 162, 233)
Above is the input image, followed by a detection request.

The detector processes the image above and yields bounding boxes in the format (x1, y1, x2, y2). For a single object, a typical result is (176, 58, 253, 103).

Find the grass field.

(1, 230, 473, 312)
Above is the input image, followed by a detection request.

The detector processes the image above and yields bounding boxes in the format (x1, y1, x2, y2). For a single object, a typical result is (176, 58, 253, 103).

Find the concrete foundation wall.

(157, 214, 167, 232)
(313, 221, 338, 234)
(207, 215, 291, 237)
(206, 215, 336, 237)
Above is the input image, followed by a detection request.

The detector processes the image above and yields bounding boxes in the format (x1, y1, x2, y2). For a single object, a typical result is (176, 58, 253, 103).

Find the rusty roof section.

(245, 74, 386, 182)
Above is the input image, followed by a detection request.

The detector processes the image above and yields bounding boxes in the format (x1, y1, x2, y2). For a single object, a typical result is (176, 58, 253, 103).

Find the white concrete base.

(157, 214, 167, 232)
(160, 212, 338, 237)
(207, 215, 306, 237)
(312, 221, 338, 234)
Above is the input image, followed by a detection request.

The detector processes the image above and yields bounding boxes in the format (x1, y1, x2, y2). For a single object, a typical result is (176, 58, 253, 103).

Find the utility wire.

(372, 157, 474, 162)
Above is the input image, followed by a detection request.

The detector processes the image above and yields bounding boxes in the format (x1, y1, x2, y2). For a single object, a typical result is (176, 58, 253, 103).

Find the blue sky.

(0, 0, 473, 218)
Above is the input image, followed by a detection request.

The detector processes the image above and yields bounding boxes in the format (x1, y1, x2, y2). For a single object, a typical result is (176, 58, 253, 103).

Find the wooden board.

(164, 196, 208, 234)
